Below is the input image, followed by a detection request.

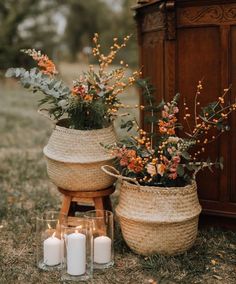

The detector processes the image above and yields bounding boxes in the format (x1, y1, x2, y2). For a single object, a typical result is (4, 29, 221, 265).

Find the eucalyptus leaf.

(181, 151, 191, 160)
(177, 164, 185, 176)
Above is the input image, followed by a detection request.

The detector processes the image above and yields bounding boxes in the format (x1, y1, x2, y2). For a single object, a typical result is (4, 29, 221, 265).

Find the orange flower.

(37, 56, 58, 75)
(128, 157, 143, 173)
(71, 86, 80, 96)
(157, 164, 166, 176)
(126, 149, 136, 158)
(158, 119, 176, 135)
(71, 85, 88, 99)
(24, 50, 58, 75)
(84, 94, 93, 101)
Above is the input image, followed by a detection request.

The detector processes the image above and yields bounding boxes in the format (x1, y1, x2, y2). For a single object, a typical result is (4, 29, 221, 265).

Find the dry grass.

(0, 64, 235, 284)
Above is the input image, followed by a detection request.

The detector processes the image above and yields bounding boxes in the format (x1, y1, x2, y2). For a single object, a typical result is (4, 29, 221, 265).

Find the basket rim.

(55, 120, 114, 134)
(116, 180, 202, 223)
(121, 180, 198, 195)
(43, 151, 115, 164)
(43, 123, 116, 164)
(116, 207, 202, 224)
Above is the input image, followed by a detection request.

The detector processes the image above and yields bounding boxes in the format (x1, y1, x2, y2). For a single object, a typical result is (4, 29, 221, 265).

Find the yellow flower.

(157, 164, 166, 176)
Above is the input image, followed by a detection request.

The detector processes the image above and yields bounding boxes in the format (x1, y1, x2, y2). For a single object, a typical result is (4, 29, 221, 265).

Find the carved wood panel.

(178, 3, 236, 26)
(141, 11, 165, 32)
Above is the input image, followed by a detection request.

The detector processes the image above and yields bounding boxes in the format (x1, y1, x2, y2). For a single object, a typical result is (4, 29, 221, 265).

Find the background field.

(0, 64, 236, 283)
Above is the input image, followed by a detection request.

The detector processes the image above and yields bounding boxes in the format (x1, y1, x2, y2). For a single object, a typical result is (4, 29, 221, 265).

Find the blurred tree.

(0, 0, 138, 72)
(0, 0, 59, 71)
(115, 0, 138, 67)
(64, 0, 116, 61)
(64, 0, 138, 67)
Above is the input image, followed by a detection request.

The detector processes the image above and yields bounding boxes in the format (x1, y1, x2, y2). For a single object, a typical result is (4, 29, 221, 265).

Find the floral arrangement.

(5, 34, 140, 130)
(107, 79, 236, 187)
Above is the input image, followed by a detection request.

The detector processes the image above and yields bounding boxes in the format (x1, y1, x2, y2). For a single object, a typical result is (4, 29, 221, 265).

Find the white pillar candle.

(94, 236, 111, 264)
(43, 233, 61, 266)
(67, 232, 86, 276)
(60, 239, 64, 261)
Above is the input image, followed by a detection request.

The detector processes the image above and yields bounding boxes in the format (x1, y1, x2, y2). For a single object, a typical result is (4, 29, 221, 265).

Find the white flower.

(146, 164, 157, 176)
(167, 136, 181, 143)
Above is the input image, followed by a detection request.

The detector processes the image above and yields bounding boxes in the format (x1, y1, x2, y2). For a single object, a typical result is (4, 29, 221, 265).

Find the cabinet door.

(176, 2, 236, 222)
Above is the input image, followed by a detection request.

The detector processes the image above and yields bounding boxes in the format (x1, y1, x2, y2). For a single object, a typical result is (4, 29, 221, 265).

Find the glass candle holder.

(36, 210, 64, 271)
(61, 218, 93, 282)
(84, 210, 114, 269)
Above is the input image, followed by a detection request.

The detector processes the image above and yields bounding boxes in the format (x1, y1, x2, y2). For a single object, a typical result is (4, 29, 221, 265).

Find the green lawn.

(0, 66, 235, 284)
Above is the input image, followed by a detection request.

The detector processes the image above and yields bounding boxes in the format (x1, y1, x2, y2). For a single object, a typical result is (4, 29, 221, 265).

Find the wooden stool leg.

(60, 194, 72, 218)
(93, 197, 104, 212)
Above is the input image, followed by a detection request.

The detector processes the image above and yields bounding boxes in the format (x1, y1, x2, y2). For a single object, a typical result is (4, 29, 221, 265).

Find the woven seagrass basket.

(101, 166, 202, 255)
(116, 181, 201, 255)
(43, 121, 116, 191)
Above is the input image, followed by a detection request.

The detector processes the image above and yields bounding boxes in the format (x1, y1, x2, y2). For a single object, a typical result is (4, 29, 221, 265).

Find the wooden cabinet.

(134, 0, 236, 229)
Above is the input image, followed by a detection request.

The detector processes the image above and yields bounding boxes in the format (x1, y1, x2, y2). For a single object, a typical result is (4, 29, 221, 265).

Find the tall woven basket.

(116, 180, 201, 255)
(43, 121, 116, 191)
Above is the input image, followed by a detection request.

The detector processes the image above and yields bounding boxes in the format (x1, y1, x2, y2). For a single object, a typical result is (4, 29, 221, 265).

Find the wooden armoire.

(134, 0, 236, 229)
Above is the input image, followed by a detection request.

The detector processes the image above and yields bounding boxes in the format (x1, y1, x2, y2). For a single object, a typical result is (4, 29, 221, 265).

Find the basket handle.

(37, 108, 57, 123)
(101, 165, 140, 186)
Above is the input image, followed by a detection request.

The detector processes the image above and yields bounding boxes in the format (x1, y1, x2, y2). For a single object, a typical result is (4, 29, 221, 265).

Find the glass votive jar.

(61, 218, 93, 282)
(84, 210, 114, 269)
(36, 210, 64, 271)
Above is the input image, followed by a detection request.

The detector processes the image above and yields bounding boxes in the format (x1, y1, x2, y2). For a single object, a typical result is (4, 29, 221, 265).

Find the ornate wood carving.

(178, 4, 236, 26)
(141, 11, 165, 32)
(166, 0, 176, 40)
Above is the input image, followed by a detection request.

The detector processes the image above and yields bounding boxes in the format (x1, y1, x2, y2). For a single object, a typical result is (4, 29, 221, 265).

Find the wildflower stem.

(183, 98, 193, 134)
(144, 82, 154, 149)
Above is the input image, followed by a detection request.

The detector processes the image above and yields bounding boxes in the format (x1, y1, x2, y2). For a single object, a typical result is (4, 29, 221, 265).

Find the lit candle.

(94, 236, 111, 264)
(67, 231, 86, 276)
(43, 232, 61, 266)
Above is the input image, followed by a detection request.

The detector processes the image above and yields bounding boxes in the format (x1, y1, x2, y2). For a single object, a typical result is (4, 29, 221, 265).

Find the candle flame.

(75, 225, 82, 234)
(47, 223, 52, 229)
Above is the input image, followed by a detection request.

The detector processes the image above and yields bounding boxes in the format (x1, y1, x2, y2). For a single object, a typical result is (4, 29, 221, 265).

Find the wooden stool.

(58, 186, 115, 225)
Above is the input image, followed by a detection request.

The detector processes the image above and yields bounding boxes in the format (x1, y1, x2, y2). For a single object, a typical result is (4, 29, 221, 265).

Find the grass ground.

(0, 64, 236, 284)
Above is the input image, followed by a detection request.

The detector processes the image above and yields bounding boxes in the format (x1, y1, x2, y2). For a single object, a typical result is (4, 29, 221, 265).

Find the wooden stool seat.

(58, 186, 115, 225)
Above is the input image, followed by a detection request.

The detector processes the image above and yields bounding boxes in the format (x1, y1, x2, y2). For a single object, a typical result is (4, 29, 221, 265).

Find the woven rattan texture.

(44, 125, 116, 191)
(116, 181, 201, 255)
(118, 215, 199, 255)
(43, 125, 116, 163)
(45, 158, 115, 191)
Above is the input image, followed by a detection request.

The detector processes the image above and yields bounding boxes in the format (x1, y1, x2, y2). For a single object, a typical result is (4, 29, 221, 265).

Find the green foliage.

(0, 0, 59, 71)
(5, 38, 139, 130)
(5, 67, 70, 120)
(68, 97, 109, 130)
